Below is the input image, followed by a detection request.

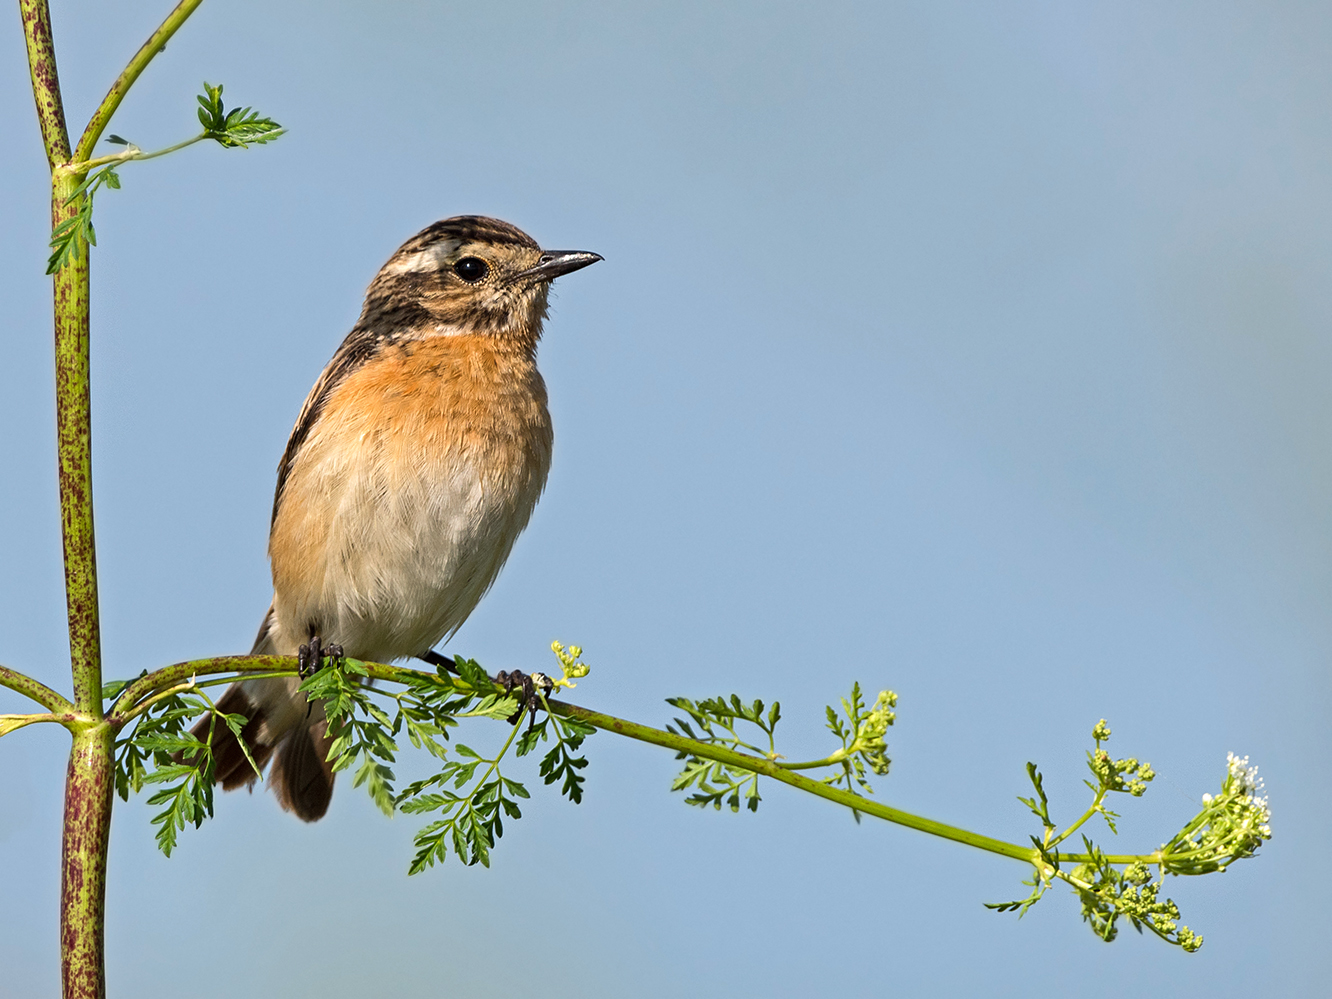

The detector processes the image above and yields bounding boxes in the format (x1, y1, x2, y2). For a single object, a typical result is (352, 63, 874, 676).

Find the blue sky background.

(2, 1, 1328, 995)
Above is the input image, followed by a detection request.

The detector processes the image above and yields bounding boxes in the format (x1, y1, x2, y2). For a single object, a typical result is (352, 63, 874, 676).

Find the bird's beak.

(512, 249, 603, 284)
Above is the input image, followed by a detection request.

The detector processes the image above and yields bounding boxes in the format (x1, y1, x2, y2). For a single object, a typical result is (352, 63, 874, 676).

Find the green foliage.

(101, 671, 144, 703)
(196, 82, 285, 147)
(984, 837, 1060, 919)
(988, 719, 1272, 952)
(1017, 762, 1054, 841)
(397, 740, 528, 871)
(1068, 841, 1202, 951)
(822, 683, 896, 800)
(666, 682, 897, 816)
(299, 650, 595, 873)
(301, 657, 397, 815)
(97, 657, 1266, 954)
(394, 707, 593, 874)
(47, 83, 282, 273)
(522, 709, 597, 804)
(45, 166, 117, 274)
(106, 648, 597, 871)
(667, 695, 780, 812)
(111, 689, 255, 856)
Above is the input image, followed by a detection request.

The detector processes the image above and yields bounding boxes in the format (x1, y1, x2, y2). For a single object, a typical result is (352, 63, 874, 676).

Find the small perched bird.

(194, 216, 601, 821)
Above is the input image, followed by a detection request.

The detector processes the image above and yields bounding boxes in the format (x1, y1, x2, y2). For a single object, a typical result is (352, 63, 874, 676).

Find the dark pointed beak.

(512, 249, 603, 284)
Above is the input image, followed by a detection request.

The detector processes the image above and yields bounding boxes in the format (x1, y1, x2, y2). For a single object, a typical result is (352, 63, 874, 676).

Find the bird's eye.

(453, 257, 489, 283)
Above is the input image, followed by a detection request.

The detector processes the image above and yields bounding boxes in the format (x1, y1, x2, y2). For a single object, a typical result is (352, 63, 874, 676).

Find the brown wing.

(270, 328, 387, 527)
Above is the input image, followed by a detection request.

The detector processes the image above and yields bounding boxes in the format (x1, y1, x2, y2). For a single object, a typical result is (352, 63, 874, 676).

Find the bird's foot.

(496, 670, 555, 728)
(297, 635, 344, 679)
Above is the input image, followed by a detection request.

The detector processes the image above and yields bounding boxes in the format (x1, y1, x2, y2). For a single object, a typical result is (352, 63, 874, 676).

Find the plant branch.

(108, 655, 1159, 867)
(0, 662, 74, 712)
(1, 712, 83, 736)
(18, 0, 71, 169)
(555, 698, 1037, 862)
(1048, 791, 1106, 850)
(63, 134, 208, 177)
(73, 0, 204, 163)
(776, 750, 850, 770)
(108, 655, 294, 722)
(107, 655, 488, 723)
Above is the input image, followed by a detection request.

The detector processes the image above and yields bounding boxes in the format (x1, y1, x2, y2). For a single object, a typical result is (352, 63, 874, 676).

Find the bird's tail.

(188, 604, 337, 822)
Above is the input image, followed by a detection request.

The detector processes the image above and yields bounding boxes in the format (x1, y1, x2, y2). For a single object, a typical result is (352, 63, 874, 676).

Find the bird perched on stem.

(193, 216, 601, 821)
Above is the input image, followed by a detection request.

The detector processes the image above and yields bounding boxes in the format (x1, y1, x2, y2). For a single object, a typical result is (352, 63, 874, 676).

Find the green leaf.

(514, 719, 547, 757)
(141, 763, 200, 784)
(46, 203, 94, 274)
(135, 733, 204, 755)
(196, 82, 285, 148)
(454, 656, 492, 691)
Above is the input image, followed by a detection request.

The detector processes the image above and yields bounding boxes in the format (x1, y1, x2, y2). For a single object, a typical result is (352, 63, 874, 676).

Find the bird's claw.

(298, 635, 344, 679)
(496, 670, 554, 728)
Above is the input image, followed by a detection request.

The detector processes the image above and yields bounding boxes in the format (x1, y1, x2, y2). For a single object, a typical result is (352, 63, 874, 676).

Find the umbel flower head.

(1161, 751, 1273, 877)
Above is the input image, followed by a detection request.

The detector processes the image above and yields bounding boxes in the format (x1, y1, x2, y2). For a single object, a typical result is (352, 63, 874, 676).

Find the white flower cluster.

(1225, 751, 1272, 838)
(1226, 752, 1263, 793)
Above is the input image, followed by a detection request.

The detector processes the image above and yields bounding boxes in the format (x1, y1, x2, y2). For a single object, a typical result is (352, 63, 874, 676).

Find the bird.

(192, 215, 601, 821)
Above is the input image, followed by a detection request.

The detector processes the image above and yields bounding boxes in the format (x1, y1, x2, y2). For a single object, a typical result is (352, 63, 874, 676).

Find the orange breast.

(266, 334, 553, 658)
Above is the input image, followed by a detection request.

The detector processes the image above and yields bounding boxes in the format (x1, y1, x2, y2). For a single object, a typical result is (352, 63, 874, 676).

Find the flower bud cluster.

(1087, 747, 1156, 798)
(1068, 853, 1203, 952)
(549, 640, 591, 689)
(852, 690, 897, 776)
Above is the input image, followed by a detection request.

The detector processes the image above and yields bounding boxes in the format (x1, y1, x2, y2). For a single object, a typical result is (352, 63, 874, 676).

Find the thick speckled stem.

(50, 163, 101, 717)
(59, 724, 114, 999)
(20, 7, 102, 992)
(19, 3, 205, 996)
(18, 0, 71, 169)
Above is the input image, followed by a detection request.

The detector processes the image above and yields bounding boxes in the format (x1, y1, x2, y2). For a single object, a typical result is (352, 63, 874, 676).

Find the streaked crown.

(357, 215, 600, 348)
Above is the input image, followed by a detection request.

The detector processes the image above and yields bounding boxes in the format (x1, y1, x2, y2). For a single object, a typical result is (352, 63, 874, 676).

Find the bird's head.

(360, 216, 601, 350)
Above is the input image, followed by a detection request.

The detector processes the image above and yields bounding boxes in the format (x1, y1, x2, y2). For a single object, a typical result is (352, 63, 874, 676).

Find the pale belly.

(267, 447, 548, 663)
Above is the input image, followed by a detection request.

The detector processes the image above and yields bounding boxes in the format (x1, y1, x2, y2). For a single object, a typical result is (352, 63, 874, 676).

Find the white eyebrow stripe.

(381, 239, 461, 275)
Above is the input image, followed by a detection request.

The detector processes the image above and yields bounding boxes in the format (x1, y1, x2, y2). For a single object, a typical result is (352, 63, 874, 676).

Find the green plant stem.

(59, 723, 114, 999)
(108, 655, 1159, 867)
(475, 715, 525, 787)
(1048, 790, 1106, 849)
(1, 712, 81, 735)
(557, 699, 1035, 861)
(778, 750, 850, 770)
(108, 655, 297, 723)
(21, 4, 206, 996)
(65, 134, 211, 177)
(118, 679, 204, 723)
(72, 0, 204, 162)
(51, 163, 101, 716)
(554, 700, 1162, 867)
(18, 0, 71, 169)
(0, 662, 74, 712)
(20, 0, 100, 715)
